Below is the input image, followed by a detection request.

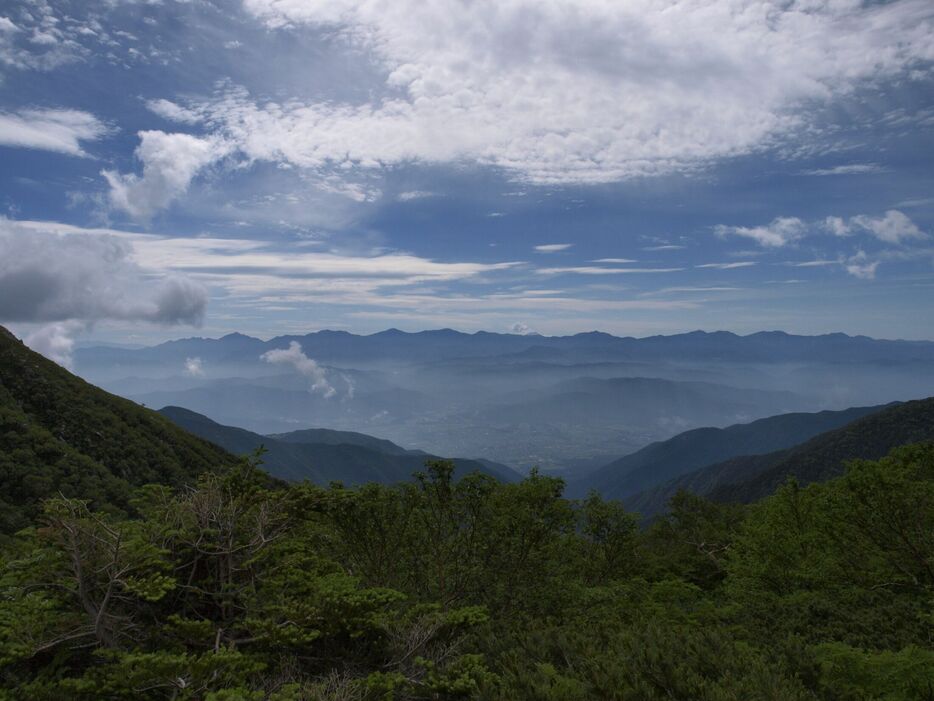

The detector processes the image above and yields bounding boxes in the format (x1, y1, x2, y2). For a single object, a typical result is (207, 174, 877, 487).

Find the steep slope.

(629, 397, 934, 518)
(0, 328, 239, 533)
(159, 406, 520, 484)
(576, 403, 887, 500)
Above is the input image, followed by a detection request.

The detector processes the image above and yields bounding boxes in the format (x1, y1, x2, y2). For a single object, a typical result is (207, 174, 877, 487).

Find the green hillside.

(629, 396, 934, 517)
(0, 327, 238, 533)
(270, 426, 416, 455)
(577, 403, 886, 500)
(159, 405, 519, 484)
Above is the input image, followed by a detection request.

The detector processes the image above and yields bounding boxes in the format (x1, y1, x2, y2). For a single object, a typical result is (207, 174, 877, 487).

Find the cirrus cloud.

(0, 108, 109, 156)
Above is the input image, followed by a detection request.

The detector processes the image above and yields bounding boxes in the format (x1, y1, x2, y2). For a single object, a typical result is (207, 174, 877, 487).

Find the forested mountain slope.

(576, 403, 886, 500)
(0, 327, 238, 533)
(629, 396, 934, 518)
(159, 406, 519, 484)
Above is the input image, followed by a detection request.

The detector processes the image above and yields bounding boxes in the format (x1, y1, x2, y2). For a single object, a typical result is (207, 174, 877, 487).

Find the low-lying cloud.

(184, 357, 205, 377)
(261, 341, 336, 398)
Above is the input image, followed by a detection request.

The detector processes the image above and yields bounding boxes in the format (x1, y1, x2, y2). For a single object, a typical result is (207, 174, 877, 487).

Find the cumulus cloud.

(261, 341, 336, 398)
(186, 0, 934, 187)
(823, 216, 851, 237)
(715, 217, 807, 248)
(0, 218, 208, 325)
(0, 108, 108, 156)
(146, 98, 202, 125)
(184, 356, 205, 377)
(724, 210, 925, 248)
(850, 210, 926, 244)
(102, 130, 230, 219)
(534, 244, 573, 253)
(844, 251, 879, 280)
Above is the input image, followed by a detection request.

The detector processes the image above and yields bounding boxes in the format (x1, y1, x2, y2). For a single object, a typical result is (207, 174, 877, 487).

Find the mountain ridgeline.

(76, 327, 934, 368)
(74, 327, 934, 473)
(158, 406, 519, 484)
(0, 327, 515, 535)
(624, 397, 934, 518)
(2, 324, 934, 698)
(574, 403, 890, 500)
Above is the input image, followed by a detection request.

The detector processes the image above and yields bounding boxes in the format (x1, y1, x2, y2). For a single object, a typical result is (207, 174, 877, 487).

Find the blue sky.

(1, 0, 934, 357)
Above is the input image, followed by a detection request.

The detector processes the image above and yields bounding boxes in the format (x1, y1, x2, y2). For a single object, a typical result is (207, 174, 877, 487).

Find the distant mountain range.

(158, 406, 520, 484)
(75, 328, 934, 370)
(71, 327, 934, 474)
(4, 321, 933, 536)
(622, 398, 934, 519)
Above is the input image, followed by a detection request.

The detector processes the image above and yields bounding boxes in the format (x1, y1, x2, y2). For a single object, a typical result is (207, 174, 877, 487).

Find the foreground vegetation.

(1, 443, 932, 700)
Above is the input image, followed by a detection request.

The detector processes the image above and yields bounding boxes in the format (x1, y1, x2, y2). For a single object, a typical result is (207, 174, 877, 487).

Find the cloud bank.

(0, 218, 208, 364)
(170, 0, 934, 189)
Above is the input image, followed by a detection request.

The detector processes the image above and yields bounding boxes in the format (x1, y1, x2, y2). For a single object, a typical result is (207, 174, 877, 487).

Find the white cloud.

(509, 322, 537, 335)
(695, 261, 757, 269)
(24, 321, 83, 369)
(0, 108, 108, 156)
(715, 217, 807, 247)
(202, 0, 934, 186)
(184, 356, 205, 377)
(0, 218, 208, 326)
(844, 251, 879, 280)
(102, 130, 231, 219)
(537, 266, 681, 275)
(397, 190, 435, 201)
(802, 164, 887, 176)
(534, 243, 573, 253)
(592, 258, 637, 264)
(789, 259, 837, 267)
(146, 98, 202, 125)
(823, 216, 851, 237)
(261, 341, 336, 398)
(850, 210, 926, 244)
(642, 245, 684, 251)
(721, 210, 925, 249)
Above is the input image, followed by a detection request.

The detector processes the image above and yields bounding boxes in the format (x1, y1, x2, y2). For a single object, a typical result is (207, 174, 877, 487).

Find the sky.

(1, 0, 934, 356)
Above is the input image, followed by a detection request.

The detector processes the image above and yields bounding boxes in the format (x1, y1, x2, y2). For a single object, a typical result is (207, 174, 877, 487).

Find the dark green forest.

(1, 444, 932, 700)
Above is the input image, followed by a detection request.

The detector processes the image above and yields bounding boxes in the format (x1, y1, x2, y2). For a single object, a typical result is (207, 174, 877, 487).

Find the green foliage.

(1, 438, 933, 699)
(0, 329, 240, 534)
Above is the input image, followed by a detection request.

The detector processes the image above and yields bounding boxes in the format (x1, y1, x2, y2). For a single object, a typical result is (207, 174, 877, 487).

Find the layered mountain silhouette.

(575, 403, 889, 500)
(625, 397, 934, 518)
(159, 406, 520, 484)
(76, 328, 934, 369)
